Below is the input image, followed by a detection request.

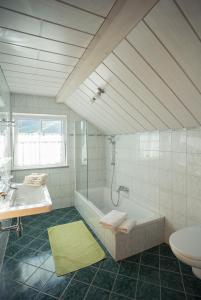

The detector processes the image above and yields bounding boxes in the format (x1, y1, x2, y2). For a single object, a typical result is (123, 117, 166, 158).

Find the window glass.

(14, 114, 67, 169)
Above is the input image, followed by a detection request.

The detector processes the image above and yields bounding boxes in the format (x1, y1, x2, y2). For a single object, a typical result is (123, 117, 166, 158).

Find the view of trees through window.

(14, 115, 66, 168)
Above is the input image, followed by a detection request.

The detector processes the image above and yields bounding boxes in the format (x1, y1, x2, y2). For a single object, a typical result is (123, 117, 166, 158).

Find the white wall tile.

(105, 127, 201, 242)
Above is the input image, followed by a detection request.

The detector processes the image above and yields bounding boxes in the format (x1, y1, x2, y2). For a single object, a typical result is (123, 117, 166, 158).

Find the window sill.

(12, 165, 69, 171)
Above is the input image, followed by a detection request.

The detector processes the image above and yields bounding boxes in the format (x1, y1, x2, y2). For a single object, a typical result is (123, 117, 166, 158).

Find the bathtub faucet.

(116, 186, 129, 193)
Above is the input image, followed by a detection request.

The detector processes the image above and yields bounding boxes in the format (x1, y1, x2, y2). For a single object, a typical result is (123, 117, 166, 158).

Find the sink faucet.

(0, 192, 7, 199)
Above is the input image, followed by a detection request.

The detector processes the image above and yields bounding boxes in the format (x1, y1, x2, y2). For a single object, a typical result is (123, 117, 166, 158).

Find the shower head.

(108, 135, 116, 144)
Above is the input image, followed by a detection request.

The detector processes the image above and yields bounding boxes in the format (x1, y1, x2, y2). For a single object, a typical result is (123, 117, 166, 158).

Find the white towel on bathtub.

(117, 219, 136, 234)
(100, 210, 127, 229)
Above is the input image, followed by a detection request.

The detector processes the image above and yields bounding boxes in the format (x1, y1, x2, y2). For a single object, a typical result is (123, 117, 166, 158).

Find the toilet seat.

(169, 226, 201, 261)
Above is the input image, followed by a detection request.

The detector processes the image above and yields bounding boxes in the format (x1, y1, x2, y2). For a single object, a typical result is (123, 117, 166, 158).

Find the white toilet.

(169, 226, 201, 279)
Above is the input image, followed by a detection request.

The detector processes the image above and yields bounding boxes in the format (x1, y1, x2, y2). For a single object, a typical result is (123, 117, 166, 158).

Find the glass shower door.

(74, 120, 88, 198)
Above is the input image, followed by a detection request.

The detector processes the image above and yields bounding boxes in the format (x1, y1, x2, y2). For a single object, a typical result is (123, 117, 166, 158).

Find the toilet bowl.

(169, 226, 201, 279)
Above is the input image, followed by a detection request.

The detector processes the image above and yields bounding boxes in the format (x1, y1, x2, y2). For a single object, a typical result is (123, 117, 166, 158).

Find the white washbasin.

(0, 184, 52, 220)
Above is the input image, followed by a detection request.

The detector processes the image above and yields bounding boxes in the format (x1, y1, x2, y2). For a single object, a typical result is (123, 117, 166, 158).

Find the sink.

(0, 184, 52, 220)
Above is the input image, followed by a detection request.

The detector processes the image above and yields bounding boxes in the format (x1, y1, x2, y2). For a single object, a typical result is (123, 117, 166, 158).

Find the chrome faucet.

(0, 192, 7, 199)
(116, 186, 129, 193)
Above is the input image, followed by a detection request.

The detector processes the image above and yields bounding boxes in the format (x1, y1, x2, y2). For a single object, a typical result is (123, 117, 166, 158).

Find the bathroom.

(0, 0, 201, 299)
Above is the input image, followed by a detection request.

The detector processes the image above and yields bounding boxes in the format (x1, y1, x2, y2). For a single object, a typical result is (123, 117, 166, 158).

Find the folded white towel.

(100, 210, 127, 229)
(23, 173, 48, 186)
(117, 219, 136, 234)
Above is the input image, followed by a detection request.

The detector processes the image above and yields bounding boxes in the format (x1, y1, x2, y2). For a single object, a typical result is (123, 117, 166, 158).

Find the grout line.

(134, 253, 142, 299)
(178, 261, 188, 300)
(159, 244, 162, 300)
(108, 259, 121, 299)
(82, 260, 102, 300)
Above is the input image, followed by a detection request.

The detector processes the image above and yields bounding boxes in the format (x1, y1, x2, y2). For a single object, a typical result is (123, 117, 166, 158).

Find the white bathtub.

(75, 187, 164, 260)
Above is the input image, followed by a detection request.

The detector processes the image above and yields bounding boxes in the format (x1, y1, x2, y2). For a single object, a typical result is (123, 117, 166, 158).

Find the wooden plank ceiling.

(65, 0, 201, 134)
(0, 0, 201, 134)
(0, 0, 116, 96)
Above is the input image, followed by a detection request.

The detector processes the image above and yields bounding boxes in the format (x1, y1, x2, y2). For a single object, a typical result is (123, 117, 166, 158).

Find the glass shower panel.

(74, 120, 88, 198)
(87, 122, 106, 201)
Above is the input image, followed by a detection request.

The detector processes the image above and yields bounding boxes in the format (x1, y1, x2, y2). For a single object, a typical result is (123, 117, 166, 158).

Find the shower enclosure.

(74, 120, 164, 260)
(74, 120, 106, 200)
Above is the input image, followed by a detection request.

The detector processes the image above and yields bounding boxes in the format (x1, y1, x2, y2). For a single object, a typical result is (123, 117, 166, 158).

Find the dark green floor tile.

(24, 250, 50, 267)
(187, 295, 201, 300)
(26, 227, 45, 237)
(125, 253, 141, 264)
(110, 293, 128, 300)
(119, 261, 139, 279)
(179, 262, 194, 276)
(1, 257, 21, 274)
(183, 275, 201, 296)
(35, 292, 56, 300)
(160, 270, 184, 292)
(26, 268, 53, 290)
(39, 242, 51, 252)
(0, 274, 22, 299)
(91, 260, 103, 268)
(38, 231, 49, 240)
(86, 286, 110, 300)
(41, 256, 55, 272)
(113, 274, 137, 298)
(61, 279, 89, 299)
(92, 269, 115, 291)
(12, 284, 38, 300)
(139, 265, 160, 285)
(8, 232, 18, 243)
(136, 280, 160, 300)
(160, 243, 175, 258)
(160, 256, 180, 273)
(12, 262, 37, 283)
(74, 266, 97, 284)
(100, 257, 119, 273)
(161, 287, 186, 300)
(14, 235, 33, 247)
(5, 244, 22, 257)
(144, 246, 159, 255)
(141, 252, 159, 268)
(42, 273, 71, 298)
(14, 247, 36, 261)
(28, 239, 46, 250)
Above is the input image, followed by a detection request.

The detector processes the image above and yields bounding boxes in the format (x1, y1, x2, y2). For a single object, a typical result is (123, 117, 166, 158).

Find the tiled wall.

(0, 67, 11, 269)
(11, 93, 81, 209)
(105, 129, 201, 242)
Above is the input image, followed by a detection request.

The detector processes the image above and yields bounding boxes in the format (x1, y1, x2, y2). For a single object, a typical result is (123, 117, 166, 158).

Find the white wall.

(11, 93, 81, 209)
(105, 128, 201, 242)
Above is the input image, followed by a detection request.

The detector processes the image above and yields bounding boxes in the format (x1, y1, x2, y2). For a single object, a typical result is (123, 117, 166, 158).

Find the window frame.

(12, 113, 68, 170)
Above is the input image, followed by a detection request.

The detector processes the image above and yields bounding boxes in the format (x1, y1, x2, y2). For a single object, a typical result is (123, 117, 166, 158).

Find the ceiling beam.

(57, 0, 159, 103)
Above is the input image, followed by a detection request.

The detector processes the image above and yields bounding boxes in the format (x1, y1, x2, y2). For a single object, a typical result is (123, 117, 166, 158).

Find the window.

(13, 114, 67, 169)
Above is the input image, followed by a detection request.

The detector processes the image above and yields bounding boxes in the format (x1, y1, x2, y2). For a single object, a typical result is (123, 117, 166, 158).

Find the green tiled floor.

(1, 207, 201, 299)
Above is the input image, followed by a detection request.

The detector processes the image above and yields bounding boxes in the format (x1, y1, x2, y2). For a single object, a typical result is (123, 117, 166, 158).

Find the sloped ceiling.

(0, 0, 201, 135)
(64, 0, 201, 134)
(0, 0, 116, 96)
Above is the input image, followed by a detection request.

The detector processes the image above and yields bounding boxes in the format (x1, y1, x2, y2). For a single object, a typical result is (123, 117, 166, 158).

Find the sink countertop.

(0, 183, 52, 220)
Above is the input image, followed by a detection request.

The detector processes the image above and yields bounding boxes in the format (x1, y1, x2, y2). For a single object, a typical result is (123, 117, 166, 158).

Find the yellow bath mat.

(48, 220, 105, 276)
